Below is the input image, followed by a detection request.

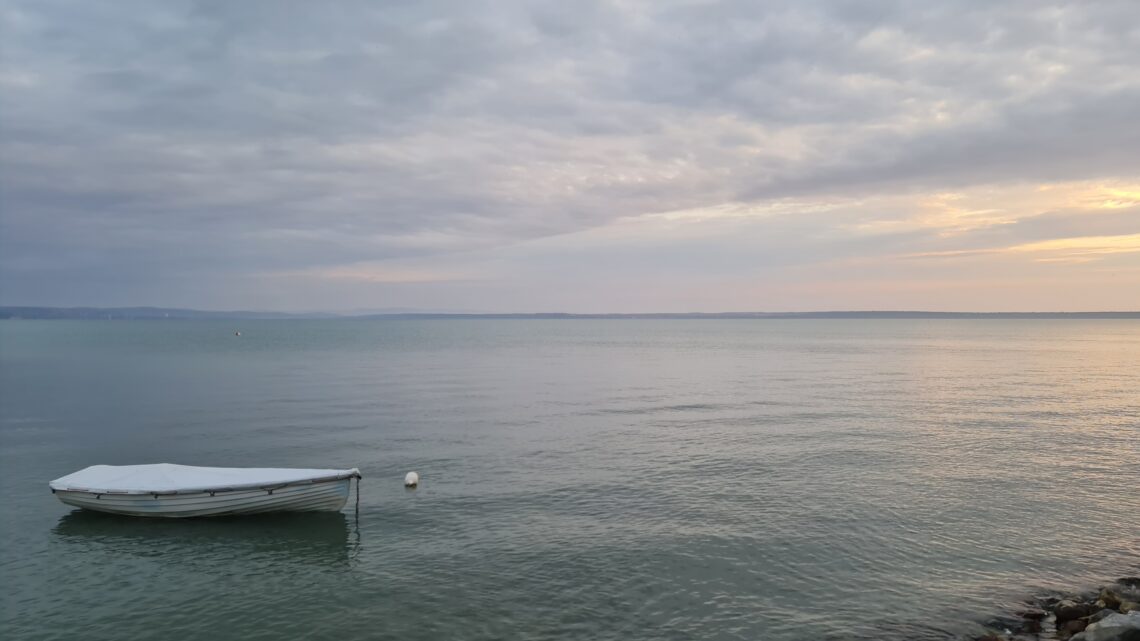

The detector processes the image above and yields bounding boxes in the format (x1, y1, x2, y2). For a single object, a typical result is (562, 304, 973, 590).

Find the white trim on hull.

(55, 477, 355, 518)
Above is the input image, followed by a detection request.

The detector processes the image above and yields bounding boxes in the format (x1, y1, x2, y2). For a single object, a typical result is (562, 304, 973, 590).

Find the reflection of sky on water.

(53, 510, 356, 567)
(3, 320, 1138, 641)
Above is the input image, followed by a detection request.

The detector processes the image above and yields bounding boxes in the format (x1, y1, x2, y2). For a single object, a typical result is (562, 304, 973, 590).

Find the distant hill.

(2, 306, 1137, 320)
(355, 311, 1140, 320)
(0, 306, 339, 320)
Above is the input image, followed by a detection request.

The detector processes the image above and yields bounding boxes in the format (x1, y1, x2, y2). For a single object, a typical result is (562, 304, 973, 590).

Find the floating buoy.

(404, 471, 419, 488)
(235, 331, 241, 336)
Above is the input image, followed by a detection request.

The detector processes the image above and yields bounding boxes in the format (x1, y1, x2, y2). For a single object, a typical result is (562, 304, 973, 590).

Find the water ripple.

(2, 319, 1138, 640)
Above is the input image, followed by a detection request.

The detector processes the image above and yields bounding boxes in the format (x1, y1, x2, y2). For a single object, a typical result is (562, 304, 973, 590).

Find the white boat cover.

(50, 464, 362, 495)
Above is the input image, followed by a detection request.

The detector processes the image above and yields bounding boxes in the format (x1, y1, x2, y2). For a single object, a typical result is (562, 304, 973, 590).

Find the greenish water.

(1, 319, 1138, 640)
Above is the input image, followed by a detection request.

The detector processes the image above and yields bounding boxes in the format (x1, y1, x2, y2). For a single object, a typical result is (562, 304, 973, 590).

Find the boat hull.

(54, 477, 353, 518)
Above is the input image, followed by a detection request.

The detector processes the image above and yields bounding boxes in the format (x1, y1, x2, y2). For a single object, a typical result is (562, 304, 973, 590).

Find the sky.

(1, 0, 1139, 313)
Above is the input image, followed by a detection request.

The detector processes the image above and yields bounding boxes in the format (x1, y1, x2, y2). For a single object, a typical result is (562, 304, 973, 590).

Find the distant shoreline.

(2, 306, 1138, 320)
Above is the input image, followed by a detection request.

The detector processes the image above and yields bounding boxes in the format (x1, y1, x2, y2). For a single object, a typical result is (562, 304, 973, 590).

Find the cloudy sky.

(2, 0, 1138, 312)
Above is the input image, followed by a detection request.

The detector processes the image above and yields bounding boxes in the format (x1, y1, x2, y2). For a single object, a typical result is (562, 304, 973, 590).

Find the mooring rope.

(354, 474, 361, 518)
(349, 475, 363, 560)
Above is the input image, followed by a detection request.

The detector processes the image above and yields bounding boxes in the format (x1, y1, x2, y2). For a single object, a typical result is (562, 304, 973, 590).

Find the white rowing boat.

(49, 464, 362, 518)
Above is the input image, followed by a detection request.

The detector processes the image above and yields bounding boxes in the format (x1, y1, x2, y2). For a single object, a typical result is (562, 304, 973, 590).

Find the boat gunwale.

(50, 469, 362, 497)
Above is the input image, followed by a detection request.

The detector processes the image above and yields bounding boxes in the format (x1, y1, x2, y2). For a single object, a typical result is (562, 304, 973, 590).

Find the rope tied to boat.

(354, 473, 361, 517)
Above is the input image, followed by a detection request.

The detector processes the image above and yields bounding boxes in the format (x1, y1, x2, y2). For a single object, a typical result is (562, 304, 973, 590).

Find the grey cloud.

(2, 0, 1138, 308)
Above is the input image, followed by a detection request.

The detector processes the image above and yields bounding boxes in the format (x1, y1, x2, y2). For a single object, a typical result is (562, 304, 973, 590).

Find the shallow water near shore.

(1, 319, 1138, 640)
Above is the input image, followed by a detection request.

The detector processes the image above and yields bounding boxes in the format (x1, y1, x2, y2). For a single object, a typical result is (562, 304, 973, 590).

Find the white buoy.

(404, 471, 419, 488)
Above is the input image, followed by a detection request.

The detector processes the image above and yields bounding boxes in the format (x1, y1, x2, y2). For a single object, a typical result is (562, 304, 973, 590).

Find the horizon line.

(2, 305, 1138, 320)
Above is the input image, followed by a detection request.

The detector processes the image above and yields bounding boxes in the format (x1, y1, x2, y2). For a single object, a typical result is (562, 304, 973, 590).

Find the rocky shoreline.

(975, 578, 1140, 641)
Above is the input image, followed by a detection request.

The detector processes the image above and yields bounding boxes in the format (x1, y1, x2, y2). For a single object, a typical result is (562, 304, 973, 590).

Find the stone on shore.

(1060, 618, 1089, 640)
(1070, 611, 1140, 641)
(1057, 600, 1097, 624)
(1020, 607, 1047, 621)
(1118, 584, 1140, 602)
(1102, 589, 1125, 610)
(975, 579, 1140, 641)
(1091, 609, 1121, 624)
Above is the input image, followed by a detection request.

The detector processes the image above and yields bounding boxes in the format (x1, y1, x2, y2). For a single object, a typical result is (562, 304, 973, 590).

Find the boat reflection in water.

(53, 509, 357, 567)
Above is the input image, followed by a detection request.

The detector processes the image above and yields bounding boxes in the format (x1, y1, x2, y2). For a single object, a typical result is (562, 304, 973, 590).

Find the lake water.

(1, 319, 1138, 640)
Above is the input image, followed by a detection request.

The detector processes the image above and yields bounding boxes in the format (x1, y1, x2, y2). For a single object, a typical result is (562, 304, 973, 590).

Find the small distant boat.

(49, 464, 362, 518)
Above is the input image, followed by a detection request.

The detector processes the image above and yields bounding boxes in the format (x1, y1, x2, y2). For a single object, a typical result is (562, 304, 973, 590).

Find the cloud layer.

(2, 0, 1138, 310)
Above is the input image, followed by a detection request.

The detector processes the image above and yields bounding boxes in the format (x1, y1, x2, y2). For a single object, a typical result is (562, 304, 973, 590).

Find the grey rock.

(1020, 607, 1047, 621)
(1076, 611, 1140, 641)
(1102, 589, 1125, 610)
(1057, 600, 1096, 624)
(1092, 609, 1122, 624)
(1061, 618, 1090, 635)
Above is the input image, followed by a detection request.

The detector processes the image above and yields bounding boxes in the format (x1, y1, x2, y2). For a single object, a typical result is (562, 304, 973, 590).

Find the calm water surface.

(1, 320, 1138, 640)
